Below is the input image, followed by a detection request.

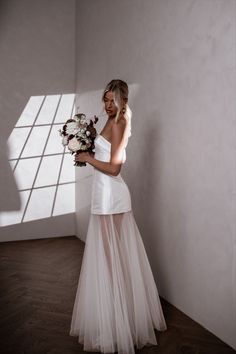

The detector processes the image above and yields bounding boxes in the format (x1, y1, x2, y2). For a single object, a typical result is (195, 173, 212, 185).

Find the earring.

(122, 107, 126, 114)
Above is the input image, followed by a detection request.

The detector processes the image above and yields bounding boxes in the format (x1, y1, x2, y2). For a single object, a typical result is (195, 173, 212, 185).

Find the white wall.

(75, 0, 236, 350)
(0, 0, 76, 240)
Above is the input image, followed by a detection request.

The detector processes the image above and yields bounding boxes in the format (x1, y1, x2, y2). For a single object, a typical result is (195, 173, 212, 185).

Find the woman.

(69, 80, 167, 354)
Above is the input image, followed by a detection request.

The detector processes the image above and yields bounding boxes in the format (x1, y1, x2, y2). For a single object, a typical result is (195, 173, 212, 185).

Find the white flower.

(78, 132, 86, 139)
(62, 136, 68, 146)
(86, 131, 91, 136)
(66, 122, 79, 135)
(80, 116, 87, 124)
(68, 137, 82, 152)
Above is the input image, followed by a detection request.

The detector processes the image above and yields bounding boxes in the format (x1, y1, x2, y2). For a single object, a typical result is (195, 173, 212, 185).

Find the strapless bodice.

(90, 134, 131, 215)
(94, 134, 126, 164)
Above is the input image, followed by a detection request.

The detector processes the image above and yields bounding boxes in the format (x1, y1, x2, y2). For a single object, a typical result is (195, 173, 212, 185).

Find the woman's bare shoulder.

(111, 118, 128, 143)
(112, 116, 127, 132)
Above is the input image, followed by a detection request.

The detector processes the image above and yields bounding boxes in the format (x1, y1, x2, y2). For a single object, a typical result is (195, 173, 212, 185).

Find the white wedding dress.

(69, 134, 167, 353)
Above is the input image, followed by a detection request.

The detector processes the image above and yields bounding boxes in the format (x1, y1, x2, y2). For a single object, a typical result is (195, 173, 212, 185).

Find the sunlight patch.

(0, 93, 76, 227)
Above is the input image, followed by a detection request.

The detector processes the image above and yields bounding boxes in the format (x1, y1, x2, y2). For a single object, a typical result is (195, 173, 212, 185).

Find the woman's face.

(104, 91, 118, 119)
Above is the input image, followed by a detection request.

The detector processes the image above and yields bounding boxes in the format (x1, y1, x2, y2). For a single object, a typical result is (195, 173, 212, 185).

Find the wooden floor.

(0, 236, 235, 354)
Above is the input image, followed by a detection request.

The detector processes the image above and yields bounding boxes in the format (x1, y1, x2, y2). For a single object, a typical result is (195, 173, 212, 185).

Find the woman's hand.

(74, 151, 91, 163)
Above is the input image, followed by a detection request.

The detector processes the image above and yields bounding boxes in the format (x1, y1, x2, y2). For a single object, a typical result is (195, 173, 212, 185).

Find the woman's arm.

(76, 120, 127, 176)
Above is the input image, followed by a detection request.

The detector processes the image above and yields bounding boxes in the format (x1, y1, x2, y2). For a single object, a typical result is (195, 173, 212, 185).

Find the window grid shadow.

(9, 151, 71, 162)
(2, 93, 76, 227)
(21, 95, 64, 223)
(50, 96, 76, 217)
(13, 96, 46, 173)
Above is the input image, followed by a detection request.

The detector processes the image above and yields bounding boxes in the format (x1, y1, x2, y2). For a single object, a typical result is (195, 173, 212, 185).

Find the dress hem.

(69, 331, 163, 354)
(91, 207, 132, 215)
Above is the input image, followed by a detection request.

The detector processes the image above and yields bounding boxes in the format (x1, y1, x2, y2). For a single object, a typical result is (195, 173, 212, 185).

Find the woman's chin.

(107, 113, 116, 119)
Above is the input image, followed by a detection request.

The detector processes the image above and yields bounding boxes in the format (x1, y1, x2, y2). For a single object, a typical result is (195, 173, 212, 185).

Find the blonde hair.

(102, 79, 132, 138)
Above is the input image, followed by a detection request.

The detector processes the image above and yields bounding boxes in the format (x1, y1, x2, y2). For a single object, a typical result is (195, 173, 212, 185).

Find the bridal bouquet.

(59, 113, 99, 166)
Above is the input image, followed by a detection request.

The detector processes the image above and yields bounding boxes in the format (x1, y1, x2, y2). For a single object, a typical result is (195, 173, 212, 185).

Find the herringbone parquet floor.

(0, 236, 235, 354)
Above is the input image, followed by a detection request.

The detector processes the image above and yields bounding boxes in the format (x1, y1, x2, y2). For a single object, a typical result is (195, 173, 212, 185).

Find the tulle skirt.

(69, 210, 167, 354)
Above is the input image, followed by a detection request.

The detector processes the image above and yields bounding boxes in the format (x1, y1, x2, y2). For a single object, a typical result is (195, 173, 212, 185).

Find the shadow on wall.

(127, 90, 208, 304)
(131, 110, 171, 295)
(124, 84, 169, 294)
(0, 94, 76, 228)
